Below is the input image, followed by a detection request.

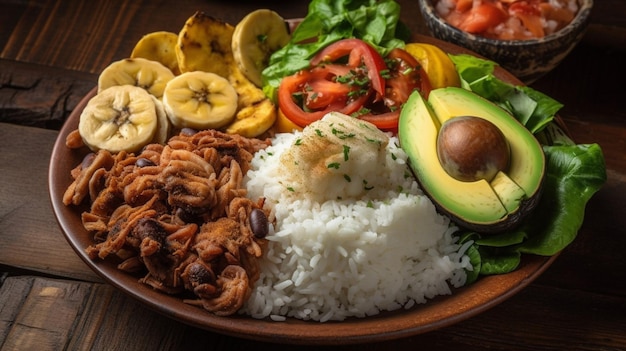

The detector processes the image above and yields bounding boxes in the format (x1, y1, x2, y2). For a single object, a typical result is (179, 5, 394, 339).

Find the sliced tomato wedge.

(277, 39, 431, 132)
(356, 48, 431, 132)
(310, 38, 387, 97)
(384, 48, 432, 105)
(278, 68, 370, 127)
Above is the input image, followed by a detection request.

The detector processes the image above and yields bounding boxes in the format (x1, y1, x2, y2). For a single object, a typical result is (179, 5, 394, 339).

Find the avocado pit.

(398, 87, 546, 234)
(437, 116, 510, 182)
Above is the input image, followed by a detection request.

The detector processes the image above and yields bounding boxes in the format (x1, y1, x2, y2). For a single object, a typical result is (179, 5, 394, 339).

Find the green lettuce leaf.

(449, 54, 563, 134)
(466, 143, 606, 263)
(262, 0, 405, 101)
(515, 143, 606, 255)
(450, 54, 606, 277)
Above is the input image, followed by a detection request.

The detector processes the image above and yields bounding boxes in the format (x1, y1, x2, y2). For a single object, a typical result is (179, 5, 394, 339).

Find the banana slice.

(175, 11, 235, 77)
(130, 31, 181, 75)
(79, 85, 158, 153)
(162, 71, 238, 130)
(231, 9, 291, 87)
(150, 95, 171, 144)
(98, 57, 175, 99)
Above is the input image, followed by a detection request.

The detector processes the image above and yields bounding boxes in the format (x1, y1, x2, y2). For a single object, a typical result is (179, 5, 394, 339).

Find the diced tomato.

(455, 0, 473, 13)
(510, 1, 545, 37)
(458, 2, 507, 34)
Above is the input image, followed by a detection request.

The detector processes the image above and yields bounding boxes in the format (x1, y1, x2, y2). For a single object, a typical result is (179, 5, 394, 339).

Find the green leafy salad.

(262, 0, 607, 283)
(450, 54, 606, 282)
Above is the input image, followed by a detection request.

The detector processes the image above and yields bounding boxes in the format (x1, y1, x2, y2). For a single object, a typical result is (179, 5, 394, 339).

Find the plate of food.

(48, 0, 605, 345)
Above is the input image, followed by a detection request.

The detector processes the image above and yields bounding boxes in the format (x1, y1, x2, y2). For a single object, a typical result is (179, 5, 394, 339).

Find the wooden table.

(1, 0, 625, 349)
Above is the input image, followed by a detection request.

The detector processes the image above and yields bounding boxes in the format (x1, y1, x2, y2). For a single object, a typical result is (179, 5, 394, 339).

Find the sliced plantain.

(175, 11, 235, 77)
(228, 64, 268, 110)
(162, 71, 238, 130)
(131, 31, 181, 75)
(231, 9, 291, 87)
(98, 57, 175, 99)
(79, 85, 158, 153)
(225, 98, 277, 138)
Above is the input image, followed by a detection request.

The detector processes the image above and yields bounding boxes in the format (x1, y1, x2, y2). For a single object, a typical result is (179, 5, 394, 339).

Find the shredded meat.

(64, 129, 271, 316)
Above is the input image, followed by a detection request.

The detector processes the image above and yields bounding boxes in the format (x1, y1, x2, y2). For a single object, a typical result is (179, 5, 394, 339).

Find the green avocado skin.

(398, 87, 545, 234)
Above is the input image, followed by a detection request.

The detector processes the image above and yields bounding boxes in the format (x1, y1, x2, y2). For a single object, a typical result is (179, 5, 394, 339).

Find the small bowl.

(418, 0, 593, 83)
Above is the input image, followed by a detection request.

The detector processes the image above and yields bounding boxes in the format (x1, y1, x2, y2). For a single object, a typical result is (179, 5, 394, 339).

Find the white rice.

(241, 117, 472, 322)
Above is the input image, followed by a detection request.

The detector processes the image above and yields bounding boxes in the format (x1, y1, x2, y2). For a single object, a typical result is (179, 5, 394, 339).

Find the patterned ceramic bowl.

(418, 0, 593, 84)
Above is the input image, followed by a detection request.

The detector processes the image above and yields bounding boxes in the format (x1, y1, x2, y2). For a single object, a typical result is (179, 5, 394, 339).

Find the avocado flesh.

(398, 87, 545, 233)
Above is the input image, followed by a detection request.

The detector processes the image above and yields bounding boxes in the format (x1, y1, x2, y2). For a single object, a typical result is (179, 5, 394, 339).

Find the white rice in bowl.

(241, 113, 472, 322)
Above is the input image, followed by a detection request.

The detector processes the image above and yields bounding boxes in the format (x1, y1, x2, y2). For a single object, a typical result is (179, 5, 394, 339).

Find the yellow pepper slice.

(273, 108, 303, 133)
(404, 43, 461, 89)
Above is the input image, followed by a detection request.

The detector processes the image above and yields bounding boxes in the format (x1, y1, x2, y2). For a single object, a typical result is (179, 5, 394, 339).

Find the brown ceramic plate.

(49, 34, 558, 345)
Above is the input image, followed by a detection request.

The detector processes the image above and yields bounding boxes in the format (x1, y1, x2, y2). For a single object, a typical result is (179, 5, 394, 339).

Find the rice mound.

(242, 117, 472, 322)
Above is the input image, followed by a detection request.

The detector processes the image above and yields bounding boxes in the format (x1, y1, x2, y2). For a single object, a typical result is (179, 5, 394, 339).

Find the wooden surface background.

(1, 0, 625, 350)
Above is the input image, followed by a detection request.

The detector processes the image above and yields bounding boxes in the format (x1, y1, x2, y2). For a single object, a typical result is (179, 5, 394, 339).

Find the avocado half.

(398, 87, 545, 234)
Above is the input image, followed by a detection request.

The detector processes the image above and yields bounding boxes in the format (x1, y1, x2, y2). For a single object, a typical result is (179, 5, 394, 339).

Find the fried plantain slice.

(176, 11, 235, 77)
(131, 31, 181, 75)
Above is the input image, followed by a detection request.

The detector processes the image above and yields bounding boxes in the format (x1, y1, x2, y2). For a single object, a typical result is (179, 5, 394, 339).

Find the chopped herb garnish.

(327, 162, 340, 169)
(330, 127, 356, 140)
(351, 107, 371, 117)
(344, 174, 352, 182)
(364, 136, 382, 145)
(363, 179, 374, 190)
(343, 145, 350, 161)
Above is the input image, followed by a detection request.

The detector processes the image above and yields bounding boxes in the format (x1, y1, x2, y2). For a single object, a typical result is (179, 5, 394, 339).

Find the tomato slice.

(385, 48, 432, 104)
(277, 39, 431, 132)
(310, 38, 387, 97)
(277, 68, 371, 128)
(359, 110, 400, 132)
(356, 48, 431, 132)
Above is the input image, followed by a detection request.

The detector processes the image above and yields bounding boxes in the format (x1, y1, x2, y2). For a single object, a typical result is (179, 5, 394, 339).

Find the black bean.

(136, 157, 155, 167)
(188, 263, 214, 285)
(132, 218, 167, 245)
(250, 208, 269, 238)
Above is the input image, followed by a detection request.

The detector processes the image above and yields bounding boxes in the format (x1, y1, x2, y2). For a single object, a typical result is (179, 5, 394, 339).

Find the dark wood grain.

(0, 123, 101, 282)
(1, 0, 625, 349)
